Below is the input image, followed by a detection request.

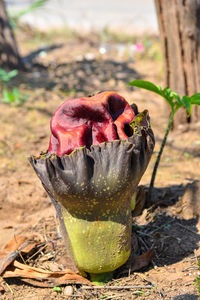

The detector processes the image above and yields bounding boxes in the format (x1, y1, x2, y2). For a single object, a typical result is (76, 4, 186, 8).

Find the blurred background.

(6, 0, 158, 32)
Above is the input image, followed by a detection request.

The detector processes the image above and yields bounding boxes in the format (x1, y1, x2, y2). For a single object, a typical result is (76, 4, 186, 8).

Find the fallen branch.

(82, 284, 154, 290)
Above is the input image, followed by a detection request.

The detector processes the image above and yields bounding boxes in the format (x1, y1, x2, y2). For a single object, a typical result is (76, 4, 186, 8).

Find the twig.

(11, 295, 37, 299)
(26, 243, 47, 262)
(18, 250, 27, 265)
(149, 220, 174, 235)
(82, 285, 153, 290)
(137, 236, 149, 251)
(43, 223, 49, 243)
(0, 277, 14, 295)
(137, 231, 152, 237)
(98, 291, 151, 300)
(105, 292, 145, 299)
(104, 293, 130, 300)
(177, 223, 199, 236)
(14, 234, 27, 265)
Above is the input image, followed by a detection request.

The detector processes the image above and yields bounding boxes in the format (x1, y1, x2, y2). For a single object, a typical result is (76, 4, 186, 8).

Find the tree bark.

(154, 0, 200, 128)
(0, 0, 23, 70)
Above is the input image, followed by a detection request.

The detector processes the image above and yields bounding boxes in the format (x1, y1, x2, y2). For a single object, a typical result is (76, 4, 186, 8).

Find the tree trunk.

(154, 0, 200, 128)
(0, 0, 23, 70)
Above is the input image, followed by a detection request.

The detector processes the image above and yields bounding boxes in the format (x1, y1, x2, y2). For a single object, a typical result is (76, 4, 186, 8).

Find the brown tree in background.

(0, 0, 23, 69)
(154, 0, 200, 128)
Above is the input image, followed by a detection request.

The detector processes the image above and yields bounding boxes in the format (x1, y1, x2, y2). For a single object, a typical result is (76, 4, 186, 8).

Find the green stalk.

(61, 201, 132, 283)
(148, 111, 174, 202)
(89, 272, 114, 285)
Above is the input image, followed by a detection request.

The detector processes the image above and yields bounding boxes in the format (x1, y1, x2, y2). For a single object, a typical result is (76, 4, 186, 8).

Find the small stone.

(52, 291, 58, 297)
(64, 285, 74, 297)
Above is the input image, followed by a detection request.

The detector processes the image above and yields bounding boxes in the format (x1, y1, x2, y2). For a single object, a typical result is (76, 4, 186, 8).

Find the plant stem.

(148, 111, 174, 202)
(89, 272, 114, 285)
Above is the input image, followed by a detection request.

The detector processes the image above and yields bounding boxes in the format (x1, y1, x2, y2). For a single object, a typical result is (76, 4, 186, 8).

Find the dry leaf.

(0, 235, 91, 287)
(3, 260, 91, 287)
(3, 225, 13, 229)
(0, 235, 42, 275)
(131, 249, 154, 272)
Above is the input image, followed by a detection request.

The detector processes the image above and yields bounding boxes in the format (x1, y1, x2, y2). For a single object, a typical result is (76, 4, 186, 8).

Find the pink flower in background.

(135, 43, 145, 53)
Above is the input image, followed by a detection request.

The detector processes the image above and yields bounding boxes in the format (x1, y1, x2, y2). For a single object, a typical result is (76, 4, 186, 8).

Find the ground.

(0, 26, 200, 299)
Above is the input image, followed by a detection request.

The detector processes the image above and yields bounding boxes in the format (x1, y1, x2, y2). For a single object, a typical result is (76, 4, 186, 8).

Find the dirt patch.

(0, 29, 200, 299)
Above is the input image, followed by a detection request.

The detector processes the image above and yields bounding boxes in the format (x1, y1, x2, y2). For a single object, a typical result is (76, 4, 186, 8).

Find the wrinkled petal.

(48, 91, 135, 156)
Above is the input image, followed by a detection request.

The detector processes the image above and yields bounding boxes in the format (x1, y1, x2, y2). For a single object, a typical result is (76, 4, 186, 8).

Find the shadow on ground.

(116, 182, 200, 278)
(14, 58, 140, 95)
(135, 213, 199, 267)
(174, 294, 198, 300)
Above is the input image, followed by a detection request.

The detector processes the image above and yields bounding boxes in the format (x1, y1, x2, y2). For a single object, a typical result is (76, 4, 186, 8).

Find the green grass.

(195, 261, 200, 295)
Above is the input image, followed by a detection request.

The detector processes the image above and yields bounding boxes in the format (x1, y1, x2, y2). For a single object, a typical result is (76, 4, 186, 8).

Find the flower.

(48, 91, 136, 156)
(29, 91, 154, 283)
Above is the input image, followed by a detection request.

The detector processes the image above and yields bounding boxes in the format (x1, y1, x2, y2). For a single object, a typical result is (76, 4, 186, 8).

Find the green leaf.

(173, 93, 182, 105)
(165, 88, 173, 98)
(2, 90, 9, 103)
(190, 93, 200, 105)
(0, 70, 10, 82)
(13, 88, 29, 105)
(22, 94, 29, 103)
(52, 286, 62, 293)
(182, 96, 192, 116)
(13, 87, 21, 101)
(0, 68, 18, 82)
(131, 290, 145, 295)
(162, 87, 174, 106)
(12, 0, 48, 20)
(7, 69, 18, 79)
(184, 152, 192, 158)
(128, 80, 177, 111)
(128, 80, 162, 96)
(1, 87, 29, 105)
(198, 260, 200, 268)
(3, 89, 14, 103)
